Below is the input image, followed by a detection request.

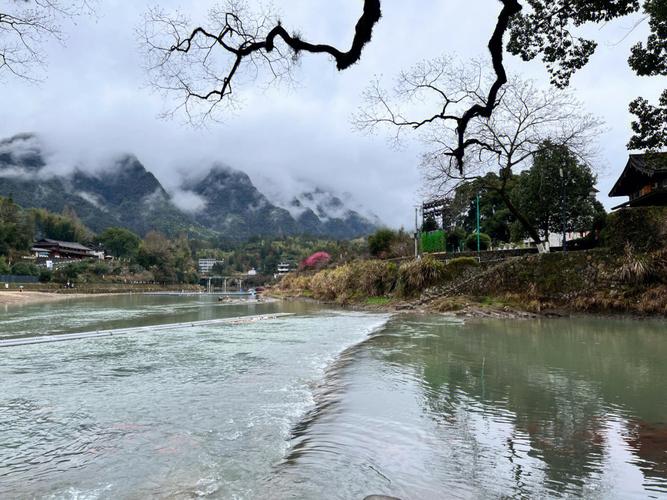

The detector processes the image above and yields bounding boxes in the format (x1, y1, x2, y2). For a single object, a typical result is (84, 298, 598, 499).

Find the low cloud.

(169, 189, 207, 213)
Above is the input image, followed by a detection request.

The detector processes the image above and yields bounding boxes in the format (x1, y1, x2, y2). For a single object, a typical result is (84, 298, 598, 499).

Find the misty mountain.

(182, 165, 300, 239)
(0, 134, 205, 236)
(286, 188, 380, 239)
(0, 134, 381, 240)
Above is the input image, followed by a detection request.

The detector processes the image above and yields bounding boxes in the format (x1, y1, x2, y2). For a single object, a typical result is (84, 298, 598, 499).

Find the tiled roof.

(37, 239, 93, 251)
(609, 152, 667, 197)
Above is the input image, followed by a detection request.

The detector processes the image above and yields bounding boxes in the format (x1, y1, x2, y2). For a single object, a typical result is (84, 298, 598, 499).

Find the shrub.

(398, 255, 446, 296)
(53, 261, 91, 283)
(303, 260, 398, 303)
(0, 256, 10, 274)
(128, 263, 144, 274)
(447, 227, 467, 252)
(91, 261, 110, 276)
(603, 207, 667, 253)
(280, 274, 312, 292)
(10, 262, 40, 276)
(617, 244, 654, 285)
(311, 265, 357, 303)
(368, 229, 396, 257)
(355, 260, 398, 296)
(446, 256, 479, 276)
(465, 232, 492, 251)
(39, 269, 53, 283)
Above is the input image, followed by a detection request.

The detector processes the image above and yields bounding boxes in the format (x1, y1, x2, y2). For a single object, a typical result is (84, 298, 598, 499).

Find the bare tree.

(0, 0, 92, 81)
(143, 0, 522, 165)
(356, 58, 603, 251)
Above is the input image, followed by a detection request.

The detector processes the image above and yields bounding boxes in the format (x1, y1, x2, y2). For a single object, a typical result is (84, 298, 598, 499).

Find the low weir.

(0, 313, 295, 348)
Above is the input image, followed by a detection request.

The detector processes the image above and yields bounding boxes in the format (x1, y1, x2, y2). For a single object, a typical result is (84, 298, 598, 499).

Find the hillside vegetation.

(276, 207, 667, 316)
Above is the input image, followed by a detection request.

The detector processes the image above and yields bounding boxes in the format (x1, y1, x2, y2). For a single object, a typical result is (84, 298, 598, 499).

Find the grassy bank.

(275, 208, 667, 317)
(275, 250, 667, 317)
(276, 255, 480, 307)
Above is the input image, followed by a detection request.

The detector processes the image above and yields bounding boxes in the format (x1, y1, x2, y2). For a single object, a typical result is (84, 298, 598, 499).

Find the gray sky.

(0, 0, 663, 228)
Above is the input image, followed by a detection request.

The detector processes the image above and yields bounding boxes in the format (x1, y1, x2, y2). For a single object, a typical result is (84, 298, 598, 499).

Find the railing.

(0, 275, 40, 284)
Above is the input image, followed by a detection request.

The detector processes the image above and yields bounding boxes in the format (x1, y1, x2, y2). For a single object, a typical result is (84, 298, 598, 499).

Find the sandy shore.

(0, 291, 96, 306)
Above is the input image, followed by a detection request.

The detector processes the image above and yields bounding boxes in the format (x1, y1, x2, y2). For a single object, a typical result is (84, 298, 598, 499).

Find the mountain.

(182, 165, 300, 239)
(69, 155, 202, 236)
(0, 134, 205, 236)
(0, 133, 381, 240)
(286, 188, 380, 239)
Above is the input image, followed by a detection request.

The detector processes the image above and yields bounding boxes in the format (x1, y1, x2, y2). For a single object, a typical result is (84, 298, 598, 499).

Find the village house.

(198, 258, 224, 276)
(609, 152, 667, 209)
(277, 262, 291, 275)
(30, 239, 100, 268)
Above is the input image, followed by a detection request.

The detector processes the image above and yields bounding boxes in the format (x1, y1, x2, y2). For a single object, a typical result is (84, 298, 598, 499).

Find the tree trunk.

(498, 191, 548, 253)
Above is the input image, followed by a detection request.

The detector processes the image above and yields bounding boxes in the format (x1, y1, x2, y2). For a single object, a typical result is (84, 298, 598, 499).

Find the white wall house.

(198, 258, 224, 275)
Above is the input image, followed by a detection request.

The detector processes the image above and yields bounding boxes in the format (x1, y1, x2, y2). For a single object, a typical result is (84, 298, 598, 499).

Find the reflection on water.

(1, 297, 666, 499)
(267, 315, 667, 499)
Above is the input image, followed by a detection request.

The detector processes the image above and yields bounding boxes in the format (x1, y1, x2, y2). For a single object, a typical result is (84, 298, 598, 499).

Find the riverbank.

(272, 249, 667, 319)
(0, 291, 96, 306)
(0, 284, 203, 306)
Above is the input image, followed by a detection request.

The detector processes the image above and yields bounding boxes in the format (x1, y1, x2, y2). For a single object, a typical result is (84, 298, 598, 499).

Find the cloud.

(169, 189, 207, 213)
(0, 0, 663, 227)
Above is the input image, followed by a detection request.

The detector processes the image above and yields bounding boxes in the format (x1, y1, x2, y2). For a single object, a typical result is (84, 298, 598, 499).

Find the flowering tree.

(301, 251, 331, 270)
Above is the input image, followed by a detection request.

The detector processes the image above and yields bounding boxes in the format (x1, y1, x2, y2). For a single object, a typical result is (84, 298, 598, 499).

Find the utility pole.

(414, 206, 420, 258)
(476, 192, 481, 254)
(560, 166, 567, 253)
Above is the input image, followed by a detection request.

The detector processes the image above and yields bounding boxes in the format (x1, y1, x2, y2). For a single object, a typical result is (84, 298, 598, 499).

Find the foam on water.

(0, 298, 391, 499)
(4, 298, 666, 499)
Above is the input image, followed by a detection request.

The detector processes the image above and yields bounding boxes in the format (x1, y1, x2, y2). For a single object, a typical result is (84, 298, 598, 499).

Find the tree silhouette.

(144, 0, 663, 169)
(0, 0, 93, 81)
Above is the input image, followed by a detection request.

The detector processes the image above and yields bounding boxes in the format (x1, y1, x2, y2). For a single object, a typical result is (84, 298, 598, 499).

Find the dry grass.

(279, 257, 448, 303)
(637, 285, 667, 315)
(305, 260, 398, 304)
(278, 274, 313, 293)
(618, 244, 654, 285)
(398, 256, 447, 297)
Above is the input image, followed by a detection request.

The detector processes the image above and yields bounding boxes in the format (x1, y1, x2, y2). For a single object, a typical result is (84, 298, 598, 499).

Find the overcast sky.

(0, 0, 663, 228)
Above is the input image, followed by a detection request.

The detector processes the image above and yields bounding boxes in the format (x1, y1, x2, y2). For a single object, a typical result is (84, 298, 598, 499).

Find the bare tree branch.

(143, 0, 382, 122)
(144, 0, 524, 170)
(370, 65, 603, 249)
(0, 0, 94, 81)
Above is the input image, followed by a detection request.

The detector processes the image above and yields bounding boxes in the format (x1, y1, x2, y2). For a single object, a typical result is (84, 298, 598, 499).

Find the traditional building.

(31, 239, 96, 260)
(609, 153, 667, 209)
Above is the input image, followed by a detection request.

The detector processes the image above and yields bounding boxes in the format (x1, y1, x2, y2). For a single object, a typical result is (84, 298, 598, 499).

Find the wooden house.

(609, 153, 667, 209)
(31, 239, 96, 260)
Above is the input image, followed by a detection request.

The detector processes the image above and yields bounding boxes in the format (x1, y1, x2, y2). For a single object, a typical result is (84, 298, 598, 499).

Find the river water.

(1, 295, 666, 499)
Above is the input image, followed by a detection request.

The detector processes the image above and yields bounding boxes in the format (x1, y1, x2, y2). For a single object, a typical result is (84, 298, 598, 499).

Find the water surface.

(1, 296, 666, 499)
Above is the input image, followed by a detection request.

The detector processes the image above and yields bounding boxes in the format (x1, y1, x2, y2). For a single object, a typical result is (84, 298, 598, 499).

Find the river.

(1, 295, 666, 499)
